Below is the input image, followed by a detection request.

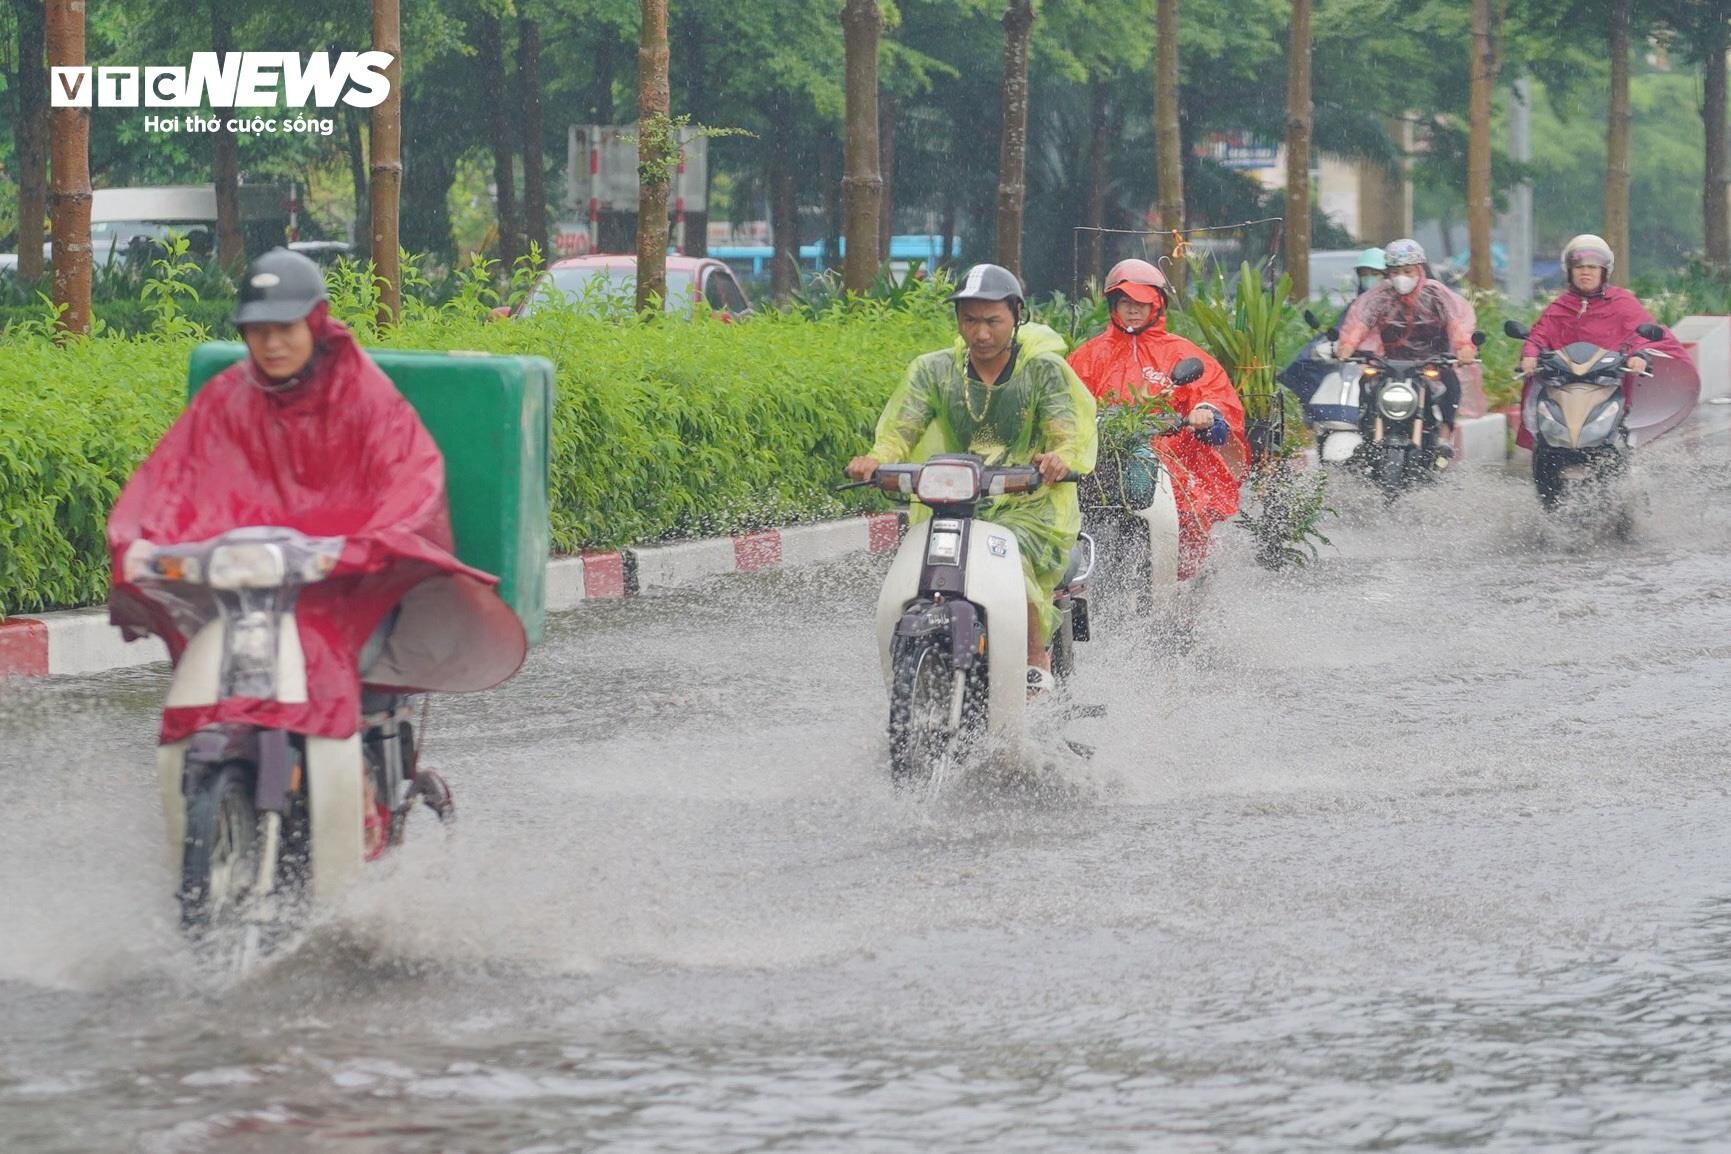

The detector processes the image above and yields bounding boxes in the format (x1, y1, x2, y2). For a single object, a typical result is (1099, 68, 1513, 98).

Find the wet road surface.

(3, 412, 1731, 1152)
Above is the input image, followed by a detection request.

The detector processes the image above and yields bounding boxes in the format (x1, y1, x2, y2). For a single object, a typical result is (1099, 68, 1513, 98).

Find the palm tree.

(47, 0, 91, 335)
(841, 0, 883, 293)
(1155, 0, 1184, 288)
(635, 0, 671, 311)
(996, 0, 1035, 277)
(1467, 0, 1498, 290)
(371, 0, 403, 325)
(1284, 0, 1313, 301)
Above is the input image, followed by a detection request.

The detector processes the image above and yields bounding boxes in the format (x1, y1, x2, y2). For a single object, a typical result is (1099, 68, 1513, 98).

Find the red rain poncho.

(1068, 315, 1248, 579)
(108, 305, 527, 744)
(1515, 285, 1698, 449)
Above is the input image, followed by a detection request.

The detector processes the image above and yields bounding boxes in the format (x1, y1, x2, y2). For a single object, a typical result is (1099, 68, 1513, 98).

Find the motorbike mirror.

(1303, 308, 1321, 330)
(1503, 319, 1529, 340)
(1327, 327, 1341, 342)
(1471, 330, 1487, 347)
(1635, 322, 1665, 341)
(1171, 357, 1205, 387)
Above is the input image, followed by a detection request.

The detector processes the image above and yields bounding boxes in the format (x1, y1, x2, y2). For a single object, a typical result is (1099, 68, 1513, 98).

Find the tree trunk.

(46, 0, 91, 336)
(1087, 78, 1109, 287)
(1467, 0, 1497, 290)
(879, 90, 898, 263)
(841, 0, 883, 294)
(591, 30, 616, 123)
(519, 4, 548, 261)
(210, 0, 245, 273)
(347, 108, 370, 260)
(635, 0, 671, 311)
(479, 15, 519, 271)
(371, 0, 403, 325)
(1704, 15, 1729, 271)
(770, 124, 800, 304)
(12, 0, 48, 283)
(1605, 0, 1632, 286)
(1155, 0, 1185, 289)
(1284, 0, 1313, 301)
(995, 0, 1034, 277)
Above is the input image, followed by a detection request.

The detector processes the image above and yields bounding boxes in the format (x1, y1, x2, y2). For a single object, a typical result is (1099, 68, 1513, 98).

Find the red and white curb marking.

(0, 513, 904, 680)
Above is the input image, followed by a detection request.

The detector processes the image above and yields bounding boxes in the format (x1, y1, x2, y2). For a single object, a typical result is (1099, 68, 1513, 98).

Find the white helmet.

(1562, 234, 1614, 274)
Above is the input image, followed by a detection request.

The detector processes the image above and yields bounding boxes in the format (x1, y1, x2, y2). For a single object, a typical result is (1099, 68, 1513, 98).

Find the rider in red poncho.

(108, 249, 525, 745)
(1067, 259, 1248, 579)
(1515, 234, 1696, 449)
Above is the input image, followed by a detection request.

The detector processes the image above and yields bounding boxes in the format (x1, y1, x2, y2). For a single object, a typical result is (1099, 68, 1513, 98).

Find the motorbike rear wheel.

(888, 634, 971, 795)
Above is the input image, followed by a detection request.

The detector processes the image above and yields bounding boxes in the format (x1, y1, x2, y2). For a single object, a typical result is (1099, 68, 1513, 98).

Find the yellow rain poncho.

(868, 322, 1098, 639)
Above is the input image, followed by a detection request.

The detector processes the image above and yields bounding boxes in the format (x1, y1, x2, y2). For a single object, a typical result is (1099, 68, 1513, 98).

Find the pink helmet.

(1104, 258, 1170, 306)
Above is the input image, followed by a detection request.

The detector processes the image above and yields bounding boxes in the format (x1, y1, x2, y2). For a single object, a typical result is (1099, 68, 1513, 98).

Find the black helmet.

(949, 263, 1025, 317)
(232, 247, 328, 326)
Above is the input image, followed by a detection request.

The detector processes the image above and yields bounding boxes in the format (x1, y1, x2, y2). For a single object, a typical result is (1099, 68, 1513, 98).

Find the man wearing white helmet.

(1334, 238, 1478, 452)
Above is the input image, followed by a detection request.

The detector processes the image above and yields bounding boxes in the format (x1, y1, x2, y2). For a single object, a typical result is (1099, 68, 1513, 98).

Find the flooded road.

(4, 414, 1731, 1152)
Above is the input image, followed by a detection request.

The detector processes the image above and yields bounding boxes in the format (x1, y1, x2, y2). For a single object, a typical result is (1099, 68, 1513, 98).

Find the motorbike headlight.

(1577, 395, 1625, 446)
(1377, 381, 1419, 421)
(1536, 398, 1571, 445)
(926, 530, 963, 565)
(915, 462, 980, 503)
(207, 543, 288, 590)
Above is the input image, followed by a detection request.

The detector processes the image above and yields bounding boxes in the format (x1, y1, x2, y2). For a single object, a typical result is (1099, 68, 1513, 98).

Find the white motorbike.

(855, 457, 1093, 791)
(1077, 356, 1206, 614)
(137, 527, 449, 958)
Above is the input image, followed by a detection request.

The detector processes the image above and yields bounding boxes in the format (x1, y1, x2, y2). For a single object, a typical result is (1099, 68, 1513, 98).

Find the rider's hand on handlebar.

(122, 539, 154, 583)
(1628, 355, 1649, 375)
(1520, 355, 1538, 376)
(846, 455, 881, 483)
(1454, 344, 1477, 365)
(1185, 406, 1217, 432)
(1033, 452, 1069, 485)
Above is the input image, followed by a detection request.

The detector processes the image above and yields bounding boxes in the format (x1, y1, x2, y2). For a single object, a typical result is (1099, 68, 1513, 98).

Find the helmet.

(1355, 247, 1387, 272)
(1562, 234, 1614, 273)
(232, 247, 329, 326)
(1104, 257, 1170, 305)
(1383, 238, 1425, 269)
(949, 263, 1025, 316)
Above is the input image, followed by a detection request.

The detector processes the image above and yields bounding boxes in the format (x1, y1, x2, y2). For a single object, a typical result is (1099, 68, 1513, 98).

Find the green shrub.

(0, 302, 952, 614)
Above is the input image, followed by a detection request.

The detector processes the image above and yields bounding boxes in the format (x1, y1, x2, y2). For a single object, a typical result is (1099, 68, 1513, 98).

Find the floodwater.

(4, 413, 1731, 1152)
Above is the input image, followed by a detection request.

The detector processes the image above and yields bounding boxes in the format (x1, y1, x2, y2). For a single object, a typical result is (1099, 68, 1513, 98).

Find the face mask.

(1358, 274, 1381, 295)
(1392, 274, 1418, 295)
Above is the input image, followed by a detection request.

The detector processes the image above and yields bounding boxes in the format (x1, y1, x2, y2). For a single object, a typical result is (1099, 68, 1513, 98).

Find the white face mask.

(1392, 274, 1419, 295)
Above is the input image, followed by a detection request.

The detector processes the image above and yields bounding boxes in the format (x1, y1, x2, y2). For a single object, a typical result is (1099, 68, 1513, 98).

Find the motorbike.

(854, 457, 1093, 793)
(1300, 313, 1487, 495)
(1077, 357, 1206, 613)
(137, 527, 451, 958)
(1503, 319, 1668, 511)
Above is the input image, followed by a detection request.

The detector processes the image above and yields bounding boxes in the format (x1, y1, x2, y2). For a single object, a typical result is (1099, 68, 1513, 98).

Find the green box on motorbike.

(186, 344, 554, 644)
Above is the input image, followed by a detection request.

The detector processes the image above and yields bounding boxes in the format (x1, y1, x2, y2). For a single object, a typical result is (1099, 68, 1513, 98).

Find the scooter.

(1076, 357, 1205, 612)
(856, 457, 1093, 792)
(1297, 314, 1370, 467)
(1503, 319, 1667, 511)
(136, 527, 451, 959)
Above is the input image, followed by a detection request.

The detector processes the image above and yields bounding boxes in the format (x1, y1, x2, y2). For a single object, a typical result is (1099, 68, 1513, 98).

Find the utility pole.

(1505, 76, 1533, 304)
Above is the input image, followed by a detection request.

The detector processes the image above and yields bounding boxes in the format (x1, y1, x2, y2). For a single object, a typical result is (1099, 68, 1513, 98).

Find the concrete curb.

(0, 513, 904, 680)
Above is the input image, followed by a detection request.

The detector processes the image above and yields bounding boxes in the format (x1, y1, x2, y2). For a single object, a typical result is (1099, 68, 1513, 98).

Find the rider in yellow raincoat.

(848, 264, 1097, 685)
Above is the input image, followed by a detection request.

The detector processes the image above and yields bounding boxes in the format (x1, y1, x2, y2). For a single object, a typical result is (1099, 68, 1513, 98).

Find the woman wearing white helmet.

(1334, 238, 1479, 452)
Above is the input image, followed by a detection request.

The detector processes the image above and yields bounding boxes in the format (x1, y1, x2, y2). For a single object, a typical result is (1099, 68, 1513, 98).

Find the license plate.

(1560, 465, 1589, 481)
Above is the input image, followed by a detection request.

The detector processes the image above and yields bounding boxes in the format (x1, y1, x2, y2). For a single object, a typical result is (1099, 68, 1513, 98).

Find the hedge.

(0, 305, 952, 616)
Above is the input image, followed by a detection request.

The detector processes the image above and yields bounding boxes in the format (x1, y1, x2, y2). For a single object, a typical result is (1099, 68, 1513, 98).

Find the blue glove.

(1197, 410, 1230, 447)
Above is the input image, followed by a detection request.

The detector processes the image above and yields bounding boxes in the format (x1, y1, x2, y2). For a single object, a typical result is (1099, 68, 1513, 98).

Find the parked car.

(288, 240, 355, 267)
(511, 255, 752, 319)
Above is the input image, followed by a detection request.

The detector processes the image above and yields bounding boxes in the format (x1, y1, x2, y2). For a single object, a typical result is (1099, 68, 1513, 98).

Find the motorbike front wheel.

(1374, 446, 1408, 497)
(888, 634, 972, 794)
(179, 762, 259, 933)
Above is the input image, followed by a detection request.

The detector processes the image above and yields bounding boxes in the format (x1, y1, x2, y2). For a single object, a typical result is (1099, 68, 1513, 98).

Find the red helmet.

(1104, 258, 1170, 306)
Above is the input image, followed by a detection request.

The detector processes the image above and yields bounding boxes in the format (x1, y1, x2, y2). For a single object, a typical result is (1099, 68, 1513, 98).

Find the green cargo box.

(187, 343, 553, 644)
